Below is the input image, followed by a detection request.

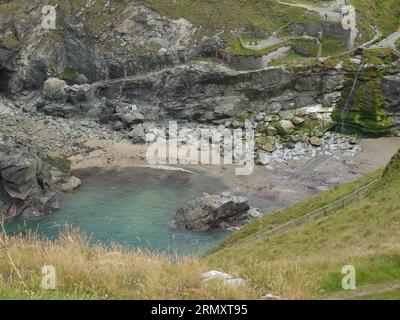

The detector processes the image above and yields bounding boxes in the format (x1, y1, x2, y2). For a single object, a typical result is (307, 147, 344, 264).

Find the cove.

(5, 167, 277, 255)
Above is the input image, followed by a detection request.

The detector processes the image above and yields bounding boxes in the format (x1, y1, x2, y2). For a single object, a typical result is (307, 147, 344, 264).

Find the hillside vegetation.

(147, 0, 320, 39)
(349, 0, 400, 38)
(148, 0, 400, 41)
(205, 150, 400, 299)
(1, 150, 399, 300)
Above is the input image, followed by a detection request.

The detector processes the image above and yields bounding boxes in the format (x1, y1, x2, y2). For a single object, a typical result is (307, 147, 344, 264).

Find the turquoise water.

(5, 167, 278, 255)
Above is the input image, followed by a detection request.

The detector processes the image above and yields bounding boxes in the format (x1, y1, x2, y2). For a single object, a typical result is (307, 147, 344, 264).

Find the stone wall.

(224, 54, 266, 71)
(290, 22, 350, 41)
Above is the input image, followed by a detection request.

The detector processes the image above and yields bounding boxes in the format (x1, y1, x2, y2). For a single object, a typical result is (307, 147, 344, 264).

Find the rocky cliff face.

(0, 1, 398, 221)
(0, 1, 220, 94)
(1, 2, 399, 128)
(35, 62, 345, 124)
(0, 138, 59, 220)
(35, 58, 400, 137)
(382, 72, 400, 127)
(1, 1, 399, 142)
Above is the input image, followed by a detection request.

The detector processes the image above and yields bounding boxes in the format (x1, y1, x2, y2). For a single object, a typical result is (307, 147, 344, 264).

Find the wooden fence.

(208, 178, 380, 255)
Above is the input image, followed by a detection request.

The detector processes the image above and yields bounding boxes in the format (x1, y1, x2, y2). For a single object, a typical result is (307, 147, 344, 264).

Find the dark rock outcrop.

(0, 141, 59, 220)
(382, 72, 400, 126)
(174, 192, 261, 231)
(37, 62, 346, 124)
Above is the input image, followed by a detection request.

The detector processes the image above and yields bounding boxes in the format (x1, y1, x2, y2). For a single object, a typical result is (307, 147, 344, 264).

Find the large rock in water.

(0, 143, 59, 220)
(174, 192, 260, 231)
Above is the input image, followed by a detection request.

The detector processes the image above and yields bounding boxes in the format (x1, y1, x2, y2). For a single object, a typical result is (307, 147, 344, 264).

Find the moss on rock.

(333, 68, 395, 137)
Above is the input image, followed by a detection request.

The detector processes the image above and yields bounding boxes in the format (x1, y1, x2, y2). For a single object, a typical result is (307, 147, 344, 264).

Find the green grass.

(321, 37, 347, 57)
(349, 0, 400, 40)
(207, 171, 381, 255)
(323, 57, 341, 68)
(332, 60, 397, 137)
(269, 53, 308, 66)
(58, 68, 77, 81)
(147, 0, 321, 40)
(320, 254, 400, 293)
(226, 37, 319, 57)
(363, 48, 396, 65)
(43, 155, 72, 173)
(225, 39, 281, 57)
(147, 0, 400, 49)
(205, 150, 400, 299)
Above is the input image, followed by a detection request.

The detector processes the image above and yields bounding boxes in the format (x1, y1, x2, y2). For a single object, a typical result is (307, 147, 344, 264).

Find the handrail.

(207, 178, 380, 256)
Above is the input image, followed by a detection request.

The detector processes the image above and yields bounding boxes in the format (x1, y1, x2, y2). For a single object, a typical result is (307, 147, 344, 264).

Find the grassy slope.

(2, 1, 398, 59)
(147, 0, 400, 59)
(1, 151, 398, 300)
(147, 0, 321, 39)
(0, 229, 258, 300)
(349, 0, 400, 38)
(205, 150, 400, 299)
(147, 0, 400, 38)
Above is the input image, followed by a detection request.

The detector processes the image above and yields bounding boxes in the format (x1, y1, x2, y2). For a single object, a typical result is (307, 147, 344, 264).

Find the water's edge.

(5, 166, 281, 255)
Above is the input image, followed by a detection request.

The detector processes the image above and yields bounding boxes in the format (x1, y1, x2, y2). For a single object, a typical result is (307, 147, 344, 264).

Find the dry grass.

(0, 227, 259, 300)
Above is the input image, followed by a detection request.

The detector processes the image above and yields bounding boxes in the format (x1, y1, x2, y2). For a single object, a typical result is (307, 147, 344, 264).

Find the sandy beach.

(68, 136, 400, 207)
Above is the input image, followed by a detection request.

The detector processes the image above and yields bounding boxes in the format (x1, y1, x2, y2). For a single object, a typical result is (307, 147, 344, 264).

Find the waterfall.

(340, 62, 363, 132)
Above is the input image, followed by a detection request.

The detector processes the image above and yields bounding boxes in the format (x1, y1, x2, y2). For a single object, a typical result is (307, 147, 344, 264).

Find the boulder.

(267, 126, 278, 136)
(51, 169, 64, 184)
(261, 293, 282, 300)
(277, 120, 295, 135)
(128, 124, 145, 143)
(0, 100, 14, 119)
(61, 176, 81, 193)
(279, 110, 294, 120)
(263, 143, 276, 153)
(119, 111, 145, 125)
(292, 117, 305, 125)
(295, 104, 326, 116)
(174, 192, 258, 231)
(112, 120, 125, 131)
(309, 136, 322, 146)
(0, 143, 59, 219)
(43, 78, 67, 101)
(256, 152, 271, 165)
(202, 270, 247, 287)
